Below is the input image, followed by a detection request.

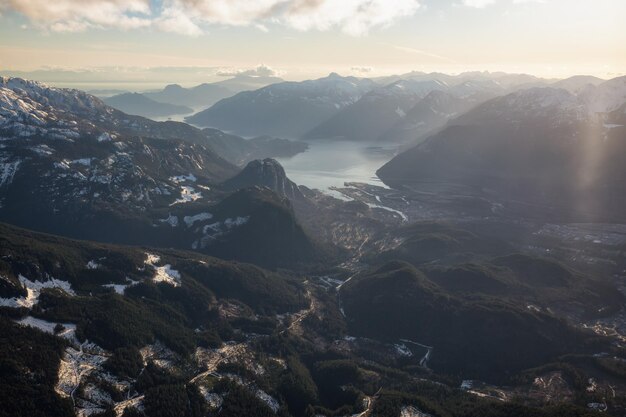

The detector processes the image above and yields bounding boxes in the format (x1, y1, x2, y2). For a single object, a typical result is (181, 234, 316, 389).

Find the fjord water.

(275, 140, 396, 192)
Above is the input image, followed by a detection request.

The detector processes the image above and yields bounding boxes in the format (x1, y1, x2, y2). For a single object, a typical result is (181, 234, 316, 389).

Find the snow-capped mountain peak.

(581, 75, 626, 114)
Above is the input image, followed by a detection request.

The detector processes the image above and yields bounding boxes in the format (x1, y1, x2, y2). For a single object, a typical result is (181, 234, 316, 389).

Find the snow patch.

(15, 316, 77, 341)
(29, 144, 55, 156)
(159, 214, 179, 227)
(191, 216, 250, 249)
(55, 342, 109, 403)
(0, 274, 75, 308)
(145, 253, 181, 287)
(97, 132, 113, 142)
(198, 387, 223, 410)
(102, 278, 139, 295)
(0, 157, 20, 187)
(71, 158, 92, 167)
(86, 260, 101, 270)
(254, 389, 280, 413)
(140, 341, 178, 369)
(152, 265, 181, 287)
(184, 212, 213, 227)
(394, 343, 413, 357)
(400, 405, 433, 417)
(144, 253, 161, 265)
(54, 160, 71, 170)
(170, 186, 202, 205)
(170, 173, 197, 183)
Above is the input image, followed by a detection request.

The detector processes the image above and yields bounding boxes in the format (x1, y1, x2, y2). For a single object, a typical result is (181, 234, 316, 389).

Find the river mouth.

(275, 140, 397, 194)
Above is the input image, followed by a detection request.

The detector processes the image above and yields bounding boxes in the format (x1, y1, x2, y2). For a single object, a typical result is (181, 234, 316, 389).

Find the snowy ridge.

(0, 76, 107, 117)
(460, 87, 589, 125)
(370, 79, 449, 99)
(258, 73, 376, 105)
(0, 77, 229, 223)
(582, 76, 626, 114)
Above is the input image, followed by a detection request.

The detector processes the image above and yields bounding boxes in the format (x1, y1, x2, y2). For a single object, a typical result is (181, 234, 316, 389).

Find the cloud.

(351, 66, 374, 74)
(461, 0, 496, 8)
(0, 0, 421, 36)
(461, 0, 543, 7)
(216, 64, 283, 78)
(279, 0, 421, 36)
(154, 0, 421, 36)
(155, 4, 203, 36)
(0, 0, 152, 31)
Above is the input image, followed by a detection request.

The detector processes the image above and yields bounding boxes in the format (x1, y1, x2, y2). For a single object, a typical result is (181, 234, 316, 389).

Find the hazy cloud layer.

(216, 64, 283, 77)
(350, 66, 374, 74)
(0, 0, 421, 36)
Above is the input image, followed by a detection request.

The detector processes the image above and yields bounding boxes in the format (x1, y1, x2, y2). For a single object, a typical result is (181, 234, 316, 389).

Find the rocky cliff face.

(222, 158, 304, 200)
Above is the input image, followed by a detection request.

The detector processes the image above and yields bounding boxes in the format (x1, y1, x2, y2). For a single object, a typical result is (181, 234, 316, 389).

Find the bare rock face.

(222, 158, 304, 200)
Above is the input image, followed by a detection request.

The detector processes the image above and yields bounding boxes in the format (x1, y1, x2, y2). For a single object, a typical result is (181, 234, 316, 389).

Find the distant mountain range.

(92, 71, 621, 150)
(303, 79, 496, 143)
(186, 73, 377, 138)
(551, 75, 605, 94)
(303, 79, 449, 142)
(143, 83, 233, 109)
(95, 74, 285, 119)
(104, 92, 193, 118)
(374, 70, 549, 89)
(378, 76, 626, 222)
(144, 74, 284, 111)
(186, 70, 590, 143)
(378, 90, 478, 143)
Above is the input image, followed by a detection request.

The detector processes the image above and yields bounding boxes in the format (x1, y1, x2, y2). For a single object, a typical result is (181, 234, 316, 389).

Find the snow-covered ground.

(194, 342, 265, 379)
(191, 216, 250, 250)
(170, 173, 197, 184)
(15, 316, 77, 341)
(56, 342, 109, 403)
(140, 341, 179, 369)
(394, 343, 413, 357)
(159, 214, 179, 227)
(86, 259, 101, 269)
(144, 253, 181, 287)
(102, 277, 139, 295)
(399, 339, 433, 368)
(113, 396, 144, 417)
(400, 405, 433, 417)
(170, 186, 202, 205)
(152, 265, 181, 286)
(0, 274, 75, 308)
(198, 387, 223, 410)
(76, 384, 113, 417)
(184, 212, 213, 227)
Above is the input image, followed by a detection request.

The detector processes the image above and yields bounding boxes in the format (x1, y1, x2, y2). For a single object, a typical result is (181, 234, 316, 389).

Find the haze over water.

(276, 141, 395, 192)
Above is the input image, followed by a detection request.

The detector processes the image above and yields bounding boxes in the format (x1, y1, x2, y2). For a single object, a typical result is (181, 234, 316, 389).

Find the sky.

(0, 0, 624, 88)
